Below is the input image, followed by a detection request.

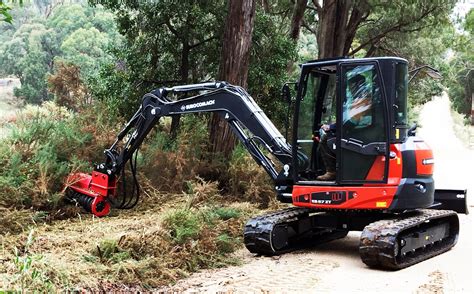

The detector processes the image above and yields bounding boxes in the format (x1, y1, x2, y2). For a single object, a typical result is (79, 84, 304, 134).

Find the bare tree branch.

(311, 0, 322, 13)
(189, 35, 218, 49)
(302, 20, 318, 35)
(165, 20, 182, 40)
(348, 6, 439, 56)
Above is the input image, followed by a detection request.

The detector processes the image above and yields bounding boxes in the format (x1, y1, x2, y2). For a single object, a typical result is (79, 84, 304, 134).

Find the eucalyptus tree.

(448, 8, 473, 118)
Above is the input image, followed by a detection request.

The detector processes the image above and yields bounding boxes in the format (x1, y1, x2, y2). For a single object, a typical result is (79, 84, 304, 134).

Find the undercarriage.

(244, 207, 460, 270)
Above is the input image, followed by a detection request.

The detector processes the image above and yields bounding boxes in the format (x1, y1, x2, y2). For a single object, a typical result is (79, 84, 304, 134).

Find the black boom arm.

(98, 82, 299, 183)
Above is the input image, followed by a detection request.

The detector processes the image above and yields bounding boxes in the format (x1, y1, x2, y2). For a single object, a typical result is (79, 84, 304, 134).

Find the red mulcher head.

(66, 171, 116, 217)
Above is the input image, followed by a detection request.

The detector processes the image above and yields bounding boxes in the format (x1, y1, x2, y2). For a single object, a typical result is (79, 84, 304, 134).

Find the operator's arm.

(320, 123, 336, 132)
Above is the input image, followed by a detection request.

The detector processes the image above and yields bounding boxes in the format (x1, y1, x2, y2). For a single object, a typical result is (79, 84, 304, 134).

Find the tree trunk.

(290, 0, 308, 41)
(316, 0, 369, 58)
(169, 42, 190, 140)
(317, 0, 349, 58)
(208, 0, 256, 157)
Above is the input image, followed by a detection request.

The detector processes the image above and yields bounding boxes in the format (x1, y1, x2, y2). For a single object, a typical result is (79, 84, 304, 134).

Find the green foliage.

(447, 8, 473, 118)
(352, 1, 457, 121)
(60, 27, 112, 77)
(88, 239, 132, 264)
(160, 204, 243, 265)
(212, 207, 241, 220)
(1, 0, 12, 23)
(0, 102, 108, 209)
(88, 0, 224, 117)
(89, 1, 297, 122)
(107, 202, 250, 286)
(7, 230, 55, 292)
(85, 59, 134, 117)
(248, 9, 297, 128)
(162, 208, 202, 244)
(162, 204, 242, 244)
(465, 8, 474, 34)
(216, 233, 238, 254)
(0, 3, 120, 104)
(228, 143, 276, 208)
(47, 4, 88, 39)
(1, 23, 52, 103)
(354, 0, 456, 57)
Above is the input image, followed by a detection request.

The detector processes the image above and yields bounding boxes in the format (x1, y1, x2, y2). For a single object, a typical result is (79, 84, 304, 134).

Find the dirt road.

(0, 78, 21, 137)
(161, 94, 473, 293)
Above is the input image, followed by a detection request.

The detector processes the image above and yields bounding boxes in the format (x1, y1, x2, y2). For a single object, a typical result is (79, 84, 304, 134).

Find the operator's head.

(348, 74, 366, 98)
(345, 73, 373, 123)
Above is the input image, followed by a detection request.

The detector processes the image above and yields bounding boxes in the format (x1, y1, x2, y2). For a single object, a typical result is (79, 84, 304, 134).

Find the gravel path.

(160, 94, 473, 293)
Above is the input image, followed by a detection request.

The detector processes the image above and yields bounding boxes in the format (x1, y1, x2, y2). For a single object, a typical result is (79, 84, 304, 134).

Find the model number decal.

(296, 191, 355, 205)
(311, 199, 332, 204)
(309, 191, 354, 205)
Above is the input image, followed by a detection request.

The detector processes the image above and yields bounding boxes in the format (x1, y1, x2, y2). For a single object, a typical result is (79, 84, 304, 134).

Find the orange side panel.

(415, 142, 434, 176)
(293, 144, 403, 210)
(365, 155, 385, 181)
(292, 185, 398, 210)
(365, 144, 402, 186)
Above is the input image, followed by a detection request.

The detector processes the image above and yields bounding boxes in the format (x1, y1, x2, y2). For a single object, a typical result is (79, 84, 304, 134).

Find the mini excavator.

(66, 57, 468, 269)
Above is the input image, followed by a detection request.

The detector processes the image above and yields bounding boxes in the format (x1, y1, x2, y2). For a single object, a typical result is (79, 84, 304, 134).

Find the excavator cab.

(291, 57, 408, 185)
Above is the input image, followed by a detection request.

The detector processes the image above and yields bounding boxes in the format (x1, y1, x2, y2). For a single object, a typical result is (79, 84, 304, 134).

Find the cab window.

(342, 64, 385, 143)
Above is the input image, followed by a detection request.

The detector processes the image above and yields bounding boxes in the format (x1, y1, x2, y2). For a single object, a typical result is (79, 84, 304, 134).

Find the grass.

(0, 185, 262, 291)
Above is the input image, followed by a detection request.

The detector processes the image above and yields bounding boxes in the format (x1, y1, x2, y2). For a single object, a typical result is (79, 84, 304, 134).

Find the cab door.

(336, 62, 390, 184)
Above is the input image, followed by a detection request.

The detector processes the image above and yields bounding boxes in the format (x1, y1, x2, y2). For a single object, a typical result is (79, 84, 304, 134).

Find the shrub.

(87, 239, 132, 264)
(98, 202, 250, 287)
(228, 144, 276, 208)
(139, 115, 213, 193)
(48, 62, 91, 111)
(0, 101, 119, 211)
(212, 207, 241, 220)
(162, 208, 202, 245)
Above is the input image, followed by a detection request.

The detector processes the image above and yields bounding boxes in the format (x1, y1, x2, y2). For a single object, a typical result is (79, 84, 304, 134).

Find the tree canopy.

(1, 0, 13, 23)
(0, 0, 470, 121)
(447, 8, 473, 118)
(0, 2, 120, 103)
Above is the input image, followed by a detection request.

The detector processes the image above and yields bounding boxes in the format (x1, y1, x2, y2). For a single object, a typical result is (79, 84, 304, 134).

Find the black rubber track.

(359, 209, 459, 270)
(244, 207, 348, 255)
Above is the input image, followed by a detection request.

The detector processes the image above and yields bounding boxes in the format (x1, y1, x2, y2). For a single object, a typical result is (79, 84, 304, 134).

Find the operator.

(316, 73, 372, 181)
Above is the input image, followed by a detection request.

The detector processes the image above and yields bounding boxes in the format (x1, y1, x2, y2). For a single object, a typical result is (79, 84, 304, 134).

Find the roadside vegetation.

(0, 0, 472, 291)
(451, 106, 474, 149)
